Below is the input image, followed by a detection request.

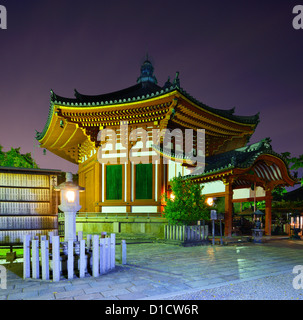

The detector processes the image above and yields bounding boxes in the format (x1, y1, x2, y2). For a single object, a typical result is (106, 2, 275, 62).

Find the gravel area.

(164, 271, 303, 300)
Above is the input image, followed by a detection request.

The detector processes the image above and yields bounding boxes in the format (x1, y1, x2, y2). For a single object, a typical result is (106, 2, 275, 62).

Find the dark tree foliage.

(0, 144, 38, 168)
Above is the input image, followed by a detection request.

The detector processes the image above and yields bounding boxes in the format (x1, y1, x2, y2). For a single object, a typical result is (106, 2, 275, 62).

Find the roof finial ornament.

(137, 56, 157, 84)
(50, 89, 56, 100)
(163, 76, 172, 89)
(262, 137, 272, 149)
(173, 71, 180, 87)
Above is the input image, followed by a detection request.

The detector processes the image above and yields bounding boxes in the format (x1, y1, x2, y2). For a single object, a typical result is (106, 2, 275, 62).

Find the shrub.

(163, 176, 210, 225)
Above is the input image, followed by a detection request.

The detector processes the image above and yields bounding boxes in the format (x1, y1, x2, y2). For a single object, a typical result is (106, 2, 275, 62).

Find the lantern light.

(66, 190, 75, 203)
(206, 197, 214, 206)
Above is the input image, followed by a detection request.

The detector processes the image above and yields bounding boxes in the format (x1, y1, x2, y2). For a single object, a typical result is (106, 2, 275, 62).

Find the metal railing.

(165, 224, 209, 242)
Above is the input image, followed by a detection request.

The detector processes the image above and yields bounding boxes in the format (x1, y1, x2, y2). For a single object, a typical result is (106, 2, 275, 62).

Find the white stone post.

(110, 233, 116, 270)
(48, 231, 54, 244)
(99, 238, 106, 275)
(32, 239, 40, 279)
(67, 240, 74, 280)
(79, 239, 86, 278)
(121, 240, 127, 265)
(87, 234, 92, 250)
(92, 235, 99, 277)
(23, 234, 31, 279)
(105, 237, 110, 272)
(41, 239, 49, 280)
(52, 236, 60, 282)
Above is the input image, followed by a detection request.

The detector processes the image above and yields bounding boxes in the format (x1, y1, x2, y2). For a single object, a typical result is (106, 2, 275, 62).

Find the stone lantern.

(252, 209, 265, 242)
(55, 172, 84, 242)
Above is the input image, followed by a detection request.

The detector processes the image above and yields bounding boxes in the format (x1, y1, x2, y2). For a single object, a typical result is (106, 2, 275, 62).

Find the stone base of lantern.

(49, 252, 91, 277)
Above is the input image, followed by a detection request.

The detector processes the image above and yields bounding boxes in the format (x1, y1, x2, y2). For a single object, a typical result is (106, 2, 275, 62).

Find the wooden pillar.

(161, 161, 168, 214)
(126, 160, 131, 213)
(265, 188, 272, 236)
(78, 169, 85, 213)
(94, 161, 101, 212)
(224, 179, 233, 237)
(157, 156, 163, 213)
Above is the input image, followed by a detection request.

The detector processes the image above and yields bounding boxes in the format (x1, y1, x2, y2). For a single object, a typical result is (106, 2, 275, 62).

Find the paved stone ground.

(1, 239, 303, 300)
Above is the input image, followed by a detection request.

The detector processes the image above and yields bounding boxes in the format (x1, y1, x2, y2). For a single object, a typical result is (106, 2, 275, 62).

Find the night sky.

(0, 0, 302, 176)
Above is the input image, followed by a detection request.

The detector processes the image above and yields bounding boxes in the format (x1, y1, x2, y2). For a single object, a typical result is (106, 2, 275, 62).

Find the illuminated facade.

(37, 59, 296, 236)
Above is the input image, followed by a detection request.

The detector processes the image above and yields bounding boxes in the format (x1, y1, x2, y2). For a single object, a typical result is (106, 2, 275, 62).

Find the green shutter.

(106, 165, 122, 200)
(135, 163, 153, 199)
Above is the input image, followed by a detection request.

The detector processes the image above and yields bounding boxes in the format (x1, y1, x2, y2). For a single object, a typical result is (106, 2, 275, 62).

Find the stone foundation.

(75, 216, 167, 239)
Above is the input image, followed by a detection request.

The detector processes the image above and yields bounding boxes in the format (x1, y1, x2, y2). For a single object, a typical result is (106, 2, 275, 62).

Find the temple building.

(36, 59, 297, 237)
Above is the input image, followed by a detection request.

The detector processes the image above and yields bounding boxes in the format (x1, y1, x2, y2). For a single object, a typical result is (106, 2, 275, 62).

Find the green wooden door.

(106, 165, 123, 200)
(136, 163, 153, 199)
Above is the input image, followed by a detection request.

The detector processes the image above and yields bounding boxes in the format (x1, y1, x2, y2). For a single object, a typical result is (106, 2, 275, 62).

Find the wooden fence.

(23, 232, 127, 281)
(165, 224, 208, 242)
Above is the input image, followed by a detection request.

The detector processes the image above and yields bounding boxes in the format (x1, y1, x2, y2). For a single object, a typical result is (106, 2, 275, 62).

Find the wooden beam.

(232, 196, 266, 203)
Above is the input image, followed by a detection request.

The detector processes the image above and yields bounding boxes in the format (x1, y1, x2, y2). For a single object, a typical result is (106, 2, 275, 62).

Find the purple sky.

(0, 0, 302, 175)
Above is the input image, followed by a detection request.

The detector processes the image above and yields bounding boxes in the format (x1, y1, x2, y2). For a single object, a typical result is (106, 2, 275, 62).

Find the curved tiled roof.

(184, 138, 295, 180)
(36, 60, 260, 142)
(51, 81, 162, 105)
(151, 138, 291, 179)
(49, 82, 259, 124)
(35, 103, 55, 141)
(48, 60, 260, 125)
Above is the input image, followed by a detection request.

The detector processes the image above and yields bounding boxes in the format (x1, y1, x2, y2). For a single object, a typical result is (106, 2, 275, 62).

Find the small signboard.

(210, 210, 217, 220)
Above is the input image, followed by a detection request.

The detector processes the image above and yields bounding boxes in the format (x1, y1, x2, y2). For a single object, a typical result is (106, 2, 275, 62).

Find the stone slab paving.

(0, 240, 303, 300)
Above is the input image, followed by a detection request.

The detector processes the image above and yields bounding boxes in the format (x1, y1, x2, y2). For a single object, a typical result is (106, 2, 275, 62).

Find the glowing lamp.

(66, 190, 75, 203)
(170, 192, 175, 201)
(55, 172, 84, 241)
(206, 197, 214, 206)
